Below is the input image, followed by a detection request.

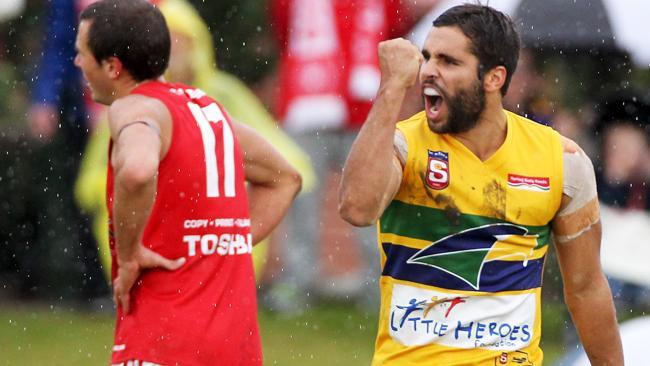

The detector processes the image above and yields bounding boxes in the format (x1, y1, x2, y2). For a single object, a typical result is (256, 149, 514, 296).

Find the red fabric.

(272, 0, 409, 129)
(271, 0, 409, 51)
(627, 181, 648, 210)
(107, 81, 261, 366)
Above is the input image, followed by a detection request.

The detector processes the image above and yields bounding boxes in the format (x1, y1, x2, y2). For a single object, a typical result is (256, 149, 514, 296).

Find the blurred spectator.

(17, 0, 108, 304)
(28, 0, 92, 142)
(503, 48, 600, 157)
(595, 97, 650, 208)
(503, 48, 551, 123)
(75, 0, 316, 281)
(594, 96, 650, 313)
(267, 0, 433, 314)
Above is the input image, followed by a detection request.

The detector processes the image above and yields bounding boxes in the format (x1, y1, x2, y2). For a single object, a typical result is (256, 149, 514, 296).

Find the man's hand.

(27, 103, 59, 141)
(378, 38, 423, 90)
(113, 246, 186, 314)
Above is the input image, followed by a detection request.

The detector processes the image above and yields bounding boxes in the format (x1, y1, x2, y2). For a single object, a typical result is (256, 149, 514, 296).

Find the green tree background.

(188, 0, 276, 84)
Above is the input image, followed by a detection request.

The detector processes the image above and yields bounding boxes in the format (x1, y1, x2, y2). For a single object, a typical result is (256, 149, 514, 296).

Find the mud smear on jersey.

(435, 195, 462, 226)
(420, 172, 461, 225)
(482, 180, 506, 219)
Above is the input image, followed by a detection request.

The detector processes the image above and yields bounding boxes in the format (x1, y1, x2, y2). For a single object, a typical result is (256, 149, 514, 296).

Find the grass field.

(1, 304, 114, 365)
(0, 302, 377, 366)
(0, 302, 566, 365)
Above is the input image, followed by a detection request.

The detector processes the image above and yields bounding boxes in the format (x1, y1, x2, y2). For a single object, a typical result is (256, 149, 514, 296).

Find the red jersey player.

(74, 1, 302, 364)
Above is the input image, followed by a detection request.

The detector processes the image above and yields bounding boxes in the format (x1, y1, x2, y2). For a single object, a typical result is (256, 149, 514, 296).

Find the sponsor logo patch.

(507, 174, 550, 192)
(389, 284, 535, 350)
(494, 350, 533, 365)
(426, 150, 449, 190)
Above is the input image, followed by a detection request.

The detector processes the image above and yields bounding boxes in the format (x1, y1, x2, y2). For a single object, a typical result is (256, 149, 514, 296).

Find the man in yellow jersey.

(339, 4, 623, 366)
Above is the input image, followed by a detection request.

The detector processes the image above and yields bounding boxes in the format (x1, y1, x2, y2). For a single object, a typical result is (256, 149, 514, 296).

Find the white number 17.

(187, 102, 236, 198)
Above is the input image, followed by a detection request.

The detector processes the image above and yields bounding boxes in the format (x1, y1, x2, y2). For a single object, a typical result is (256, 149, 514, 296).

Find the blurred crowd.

(0, 0, 649, 338)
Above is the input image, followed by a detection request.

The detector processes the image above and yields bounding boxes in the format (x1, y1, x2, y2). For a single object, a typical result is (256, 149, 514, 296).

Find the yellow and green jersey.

(373, 111, 563, 366)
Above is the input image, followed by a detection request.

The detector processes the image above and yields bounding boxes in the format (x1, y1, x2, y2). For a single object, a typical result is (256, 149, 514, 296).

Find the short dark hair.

(433, 4, 520, 95)
(80, 0, 170, 82)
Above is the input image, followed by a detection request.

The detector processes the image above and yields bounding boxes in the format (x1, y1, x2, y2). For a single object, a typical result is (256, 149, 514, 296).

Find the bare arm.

(552, 144, 623, 365)
(339, 38, 422, 226)
(109, 95, 184, 313)
(233, 121, 302, 244)
(553, 218, 623, 365)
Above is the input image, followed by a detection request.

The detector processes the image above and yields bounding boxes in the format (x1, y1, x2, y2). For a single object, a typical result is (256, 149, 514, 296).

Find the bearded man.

(339, 4, 623, 366)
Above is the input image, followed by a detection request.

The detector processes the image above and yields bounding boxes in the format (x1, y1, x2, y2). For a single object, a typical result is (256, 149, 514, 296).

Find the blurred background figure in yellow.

(75, 0, 315, 282)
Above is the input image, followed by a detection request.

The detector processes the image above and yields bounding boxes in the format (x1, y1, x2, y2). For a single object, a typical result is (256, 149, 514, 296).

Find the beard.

(428, 78, 486, 134)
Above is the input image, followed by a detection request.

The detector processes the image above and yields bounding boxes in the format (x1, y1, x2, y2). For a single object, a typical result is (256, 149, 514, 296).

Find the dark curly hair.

(80, 0, 170, 82)
(434, 4, 521, 95)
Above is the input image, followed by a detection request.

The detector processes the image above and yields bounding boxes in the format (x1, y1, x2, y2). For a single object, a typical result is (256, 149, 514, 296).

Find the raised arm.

(232, 121, 302, 244)
(109, 95, 185, 313)
(552, 140, 623, 365)
(338, 38, 422, 226)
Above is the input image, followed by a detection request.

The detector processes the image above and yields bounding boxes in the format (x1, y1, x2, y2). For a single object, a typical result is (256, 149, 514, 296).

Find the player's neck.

(452, 100, 507, 162)
(110, 76, 164, 104)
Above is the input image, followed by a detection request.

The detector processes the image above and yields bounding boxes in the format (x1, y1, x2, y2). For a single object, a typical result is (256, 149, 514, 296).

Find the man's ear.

(102, 56, 124, 79)
(483, 65, 507, 93)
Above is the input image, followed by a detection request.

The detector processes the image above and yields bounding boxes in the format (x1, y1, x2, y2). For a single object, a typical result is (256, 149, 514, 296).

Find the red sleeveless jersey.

(107, 81, 261, 365)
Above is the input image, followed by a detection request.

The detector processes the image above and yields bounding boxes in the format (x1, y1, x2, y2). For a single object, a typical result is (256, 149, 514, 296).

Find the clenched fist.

(378, 38, 423, 89)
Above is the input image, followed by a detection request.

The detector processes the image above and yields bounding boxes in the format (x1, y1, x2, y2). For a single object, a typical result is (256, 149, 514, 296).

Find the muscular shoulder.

(109, 94, 171, 137)
(560, 135, 584, 154)
(109, 95, 170, 127)
(560, 136, 594, 204)
(553, 136, 599, 243)
(108, 94, 173, 157)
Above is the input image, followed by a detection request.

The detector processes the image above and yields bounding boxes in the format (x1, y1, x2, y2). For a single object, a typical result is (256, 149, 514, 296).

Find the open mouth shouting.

(423, 85, 446, 122)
